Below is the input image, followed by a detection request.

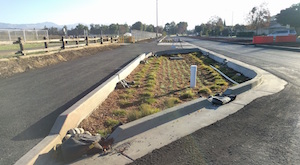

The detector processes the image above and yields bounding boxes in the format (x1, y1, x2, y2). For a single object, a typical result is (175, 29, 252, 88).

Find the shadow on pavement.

(11, 57, 137, 141)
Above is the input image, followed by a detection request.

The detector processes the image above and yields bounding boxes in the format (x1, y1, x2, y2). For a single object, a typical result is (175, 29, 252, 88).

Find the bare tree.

(247, 3, 270, 35)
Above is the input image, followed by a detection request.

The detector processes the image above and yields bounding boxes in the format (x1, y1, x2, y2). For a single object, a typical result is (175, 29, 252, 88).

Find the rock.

(212, 96, 231, 105)
(79, 128, 85, 134)
(169, 57, 184, 60)
(84, 131, 92, 136)
(140, 60, 147, 64)
(68, 129, 76, 136)
(125, 80, 135, 85)
(65, 134, 72, 140)
(74, 128, 81, 134)
(236, 73, 241, 76)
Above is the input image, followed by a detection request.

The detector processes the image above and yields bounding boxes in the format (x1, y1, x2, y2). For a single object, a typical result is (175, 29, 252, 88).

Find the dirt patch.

(79, 52, 249, 136)
(0, 44, 120, 78)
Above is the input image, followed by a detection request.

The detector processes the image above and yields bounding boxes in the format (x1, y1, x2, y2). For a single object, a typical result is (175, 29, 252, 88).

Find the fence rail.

(13, 36, 118, 55)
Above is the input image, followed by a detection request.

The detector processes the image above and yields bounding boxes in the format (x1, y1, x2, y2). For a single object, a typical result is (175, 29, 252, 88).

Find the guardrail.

(13, 36, 119, 55)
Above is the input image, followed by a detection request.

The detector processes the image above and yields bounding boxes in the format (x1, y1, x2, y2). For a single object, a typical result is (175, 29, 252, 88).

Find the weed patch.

(164, 97, 181, 108)
(112, 109, 127, 117)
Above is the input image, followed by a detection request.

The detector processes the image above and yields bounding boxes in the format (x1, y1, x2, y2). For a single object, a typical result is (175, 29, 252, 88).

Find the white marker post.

(190, 65, 197, 88)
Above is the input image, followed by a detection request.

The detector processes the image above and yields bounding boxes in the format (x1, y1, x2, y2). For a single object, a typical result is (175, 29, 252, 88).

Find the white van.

(268, 29, 297, 39)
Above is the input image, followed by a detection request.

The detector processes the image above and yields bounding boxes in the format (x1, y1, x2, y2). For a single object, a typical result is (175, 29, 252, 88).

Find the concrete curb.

(255, 44, 300, 52)
(197, 46, 263, 95)
(108, 98, 210, 143)
(15, 52, 153, 165)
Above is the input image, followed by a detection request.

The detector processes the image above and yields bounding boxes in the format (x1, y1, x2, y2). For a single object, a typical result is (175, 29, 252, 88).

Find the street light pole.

(156, 0, 158, 39)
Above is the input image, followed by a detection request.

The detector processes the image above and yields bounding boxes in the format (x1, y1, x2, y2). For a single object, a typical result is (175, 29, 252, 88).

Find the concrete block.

(116, 54, 145, 81)
(50, 75, 119, 137)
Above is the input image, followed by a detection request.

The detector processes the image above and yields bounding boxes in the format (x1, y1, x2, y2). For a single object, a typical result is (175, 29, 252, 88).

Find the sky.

(0, 0, 299, 30)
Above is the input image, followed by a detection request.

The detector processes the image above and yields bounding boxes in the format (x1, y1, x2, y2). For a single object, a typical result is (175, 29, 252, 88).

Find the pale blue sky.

(1, 0, 299, 29)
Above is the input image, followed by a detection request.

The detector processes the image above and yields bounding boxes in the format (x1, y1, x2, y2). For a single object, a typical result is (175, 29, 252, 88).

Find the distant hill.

(0, 22, 78, 30)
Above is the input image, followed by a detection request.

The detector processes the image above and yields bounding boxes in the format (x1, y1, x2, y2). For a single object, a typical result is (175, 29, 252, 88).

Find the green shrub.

(215, 79, 228, 86)
(144, 97, 156, 104)
(118, 99, 130, 107)
(112, 109, 127, 117)
(119, 93, 133, 99)
(164, 97, 181, 108)
(141, 91, 154, 97)
(198, 87, 212, 95)
(104, 118, 119, 128)
(214, 75, 223, 80)
(180, 89, 195, 99)
(210, 84, 221, 91)
(147, 73, 156, 80)
(145, 87, 155, 92)
(127, 110, 142, 122)
(126, 88, 135, 94)
(98, 129, 110, 137)
(139, 104, 160, 117)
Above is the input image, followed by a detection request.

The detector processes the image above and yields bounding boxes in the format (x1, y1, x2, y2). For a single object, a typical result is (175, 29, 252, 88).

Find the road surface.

(130, 38, 300, 165)
(0, 41, 170, 165)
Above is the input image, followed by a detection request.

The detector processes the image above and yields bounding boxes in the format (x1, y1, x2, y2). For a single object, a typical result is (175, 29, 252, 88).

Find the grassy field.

(79, 52, 249, 137)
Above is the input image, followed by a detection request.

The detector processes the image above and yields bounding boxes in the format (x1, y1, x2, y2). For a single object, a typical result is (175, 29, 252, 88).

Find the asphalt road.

(0, 41, 170, 165)
(130, 38, 300, 165)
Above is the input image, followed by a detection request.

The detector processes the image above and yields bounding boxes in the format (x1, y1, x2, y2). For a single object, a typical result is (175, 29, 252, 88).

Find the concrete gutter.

(155, 48, 200, 56)
(158, 36, 167, 43)
(73, 44, 286, 165)
(254, 44, 300, 52)
(15, 52, 153, 165)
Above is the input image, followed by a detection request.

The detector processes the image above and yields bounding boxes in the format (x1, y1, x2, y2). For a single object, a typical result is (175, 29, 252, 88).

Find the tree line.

(44, 21, 189, 36)
(194, 2, 300, 36)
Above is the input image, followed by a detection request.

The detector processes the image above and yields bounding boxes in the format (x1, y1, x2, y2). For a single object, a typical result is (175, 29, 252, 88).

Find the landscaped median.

(16, 47, 262, 165)
(79, 52, 249, 138)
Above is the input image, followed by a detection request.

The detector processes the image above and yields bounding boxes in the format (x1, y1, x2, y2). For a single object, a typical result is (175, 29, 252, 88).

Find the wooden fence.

(14, 36, 119, 55)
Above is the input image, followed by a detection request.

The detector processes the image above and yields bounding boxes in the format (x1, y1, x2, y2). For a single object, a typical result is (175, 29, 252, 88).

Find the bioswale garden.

(79, 52, 249, 136)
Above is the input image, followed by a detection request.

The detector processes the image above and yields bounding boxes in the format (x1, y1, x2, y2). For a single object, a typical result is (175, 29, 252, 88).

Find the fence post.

(75, 36, 79, 45)
(43, 36, 48, 49)
(86, 36, 89, 46)
(94, 36, 97, 43)
(23, 30, 26, 42)
(18, 37, 25, 55)
(111, 36, 113, 43)
(8, 31, 11, 41)
(61, 36, 65, 49)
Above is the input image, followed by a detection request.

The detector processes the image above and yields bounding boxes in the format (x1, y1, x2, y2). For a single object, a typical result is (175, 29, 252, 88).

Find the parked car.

(267, 29, 297, 39)
(123, 32, 132, 37)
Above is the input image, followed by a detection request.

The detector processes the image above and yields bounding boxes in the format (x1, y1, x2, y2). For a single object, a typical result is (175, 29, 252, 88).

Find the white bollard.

(190, 65, 197, 88)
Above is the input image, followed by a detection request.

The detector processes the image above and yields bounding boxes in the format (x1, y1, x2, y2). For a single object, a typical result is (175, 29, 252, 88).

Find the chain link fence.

(131, 30, 162, 41)
(0, 29, 48, 41)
